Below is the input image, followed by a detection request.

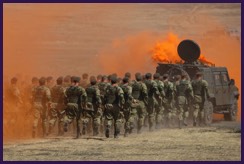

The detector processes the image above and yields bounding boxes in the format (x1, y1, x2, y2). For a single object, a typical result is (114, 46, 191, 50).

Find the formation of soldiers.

(3, 71, 210, 139)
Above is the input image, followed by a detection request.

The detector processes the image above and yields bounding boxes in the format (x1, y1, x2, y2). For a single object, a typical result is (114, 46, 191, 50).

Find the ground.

(3, 121, 241, 161)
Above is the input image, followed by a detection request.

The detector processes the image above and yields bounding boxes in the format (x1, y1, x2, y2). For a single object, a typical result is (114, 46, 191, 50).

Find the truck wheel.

(204, 101, 213, 125)
(224, 100, 238, 121)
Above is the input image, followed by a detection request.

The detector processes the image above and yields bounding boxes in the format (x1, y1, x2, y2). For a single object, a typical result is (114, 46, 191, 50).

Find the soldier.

(153, 73, 165, 129)
(6, 77, 23, 107)
(104, 76, 125, 138)
(80, 73, 89, 88)
(31, 77, 51, 138)
(97, 74, 102, 83)
(191, 72, 210, 126)
(46, 76, 54, 89)
(161, 74, 175, 127)
(98, 75, 110, 134)
(121, 77, 133, 137)
(63, 76, 87, 139)
(63, 75, 71, 90)
(82, 76, 103, 136)
(48, 76, 66, 136)
(144, 73, 160, 131)
(131, 73, 148, 134)
(175, 73, 193, 129)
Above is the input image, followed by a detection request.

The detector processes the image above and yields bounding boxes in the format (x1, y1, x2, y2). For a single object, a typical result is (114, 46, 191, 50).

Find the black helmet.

(153, 73, 160, 79)
(39, 77, 46, 85)
(145, 73, 152, 79)
(56, 76, 63, 85)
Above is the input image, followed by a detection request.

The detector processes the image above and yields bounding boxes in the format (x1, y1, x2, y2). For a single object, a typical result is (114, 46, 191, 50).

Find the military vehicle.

(156, 40, 239, 124)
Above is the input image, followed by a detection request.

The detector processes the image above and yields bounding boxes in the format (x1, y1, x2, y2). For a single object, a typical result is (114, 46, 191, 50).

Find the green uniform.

(154, 79, 165, 128)
(49, 84, 66, 135)
(162, 80, 174, 125)
(83, 84, 102, 136)
(32, 85, 51, 137)
(104, 84, 125, 138)
(63, 85, 87, 138)
(176, 79, 193, 128)
(121, 83, 133, 136)
(191, 79, 209, 125)
(131, 81, 148, 133)
(144, 79, 160, 131)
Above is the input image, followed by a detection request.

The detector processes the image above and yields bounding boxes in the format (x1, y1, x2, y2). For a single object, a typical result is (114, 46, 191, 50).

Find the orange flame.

(151, 32, 214, 65)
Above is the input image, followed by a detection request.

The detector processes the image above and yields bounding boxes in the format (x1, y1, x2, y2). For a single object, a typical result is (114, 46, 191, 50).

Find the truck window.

(221, 73, 229, 85)
(214, 73, 222, 86)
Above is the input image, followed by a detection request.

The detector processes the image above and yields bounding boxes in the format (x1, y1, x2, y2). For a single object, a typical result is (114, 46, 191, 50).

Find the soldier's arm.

(142, 83, 148, 105)
(118, 87, 125, 106)
(202, 80, 210, 99)
(95, 88, 102, 105)
(80, 87, 87, 105)
(153, 81, 160, 96)
(45, 88, 52, 103)
(159, 82, 165, 98)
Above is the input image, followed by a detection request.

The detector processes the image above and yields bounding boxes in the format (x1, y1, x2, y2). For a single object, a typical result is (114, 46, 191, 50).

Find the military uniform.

(154, 78, 165, 128)
(32, 84, 51, 137)
(163, 79, 175, 127)
(82, 84, 102, 136)
(121, 82, 133, 136)
(49, 84, 66, 135)
(191, 77, 209, 126)
(63, 84, 87, 138)
(175, 78, 193, 128)
(104, 84, 125, 138)
(144, 78, 160, 131)
(131, 80, 148, 133)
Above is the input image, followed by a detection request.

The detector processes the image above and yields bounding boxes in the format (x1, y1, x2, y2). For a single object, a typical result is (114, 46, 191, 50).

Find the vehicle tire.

(224, 100, 238, 121)
(204, 101, 213, 125)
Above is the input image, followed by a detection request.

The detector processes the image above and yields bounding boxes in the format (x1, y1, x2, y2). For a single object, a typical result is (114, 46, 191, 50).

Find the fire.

(151, 32, 214, 65)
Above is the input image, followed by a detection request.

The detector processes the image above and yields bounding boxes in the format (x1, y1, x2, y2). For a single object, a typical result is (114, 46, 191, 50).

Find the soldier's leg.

(113, 107, 123, 138)
(136, 103, 145, 134)
(124, 109, 131, 137)
(129, 108, 137, 134)
(76, 111, 82, 139)
(48, 108, 58, 135)
(41, 108, 49, 137)
(192, 103, 200, 126)
(199, 103, 205, 126)
(32, 108, 41, 138)
(82, 111, 90, 135)
(93, 109, 102, 136)
(178, 105, 184, 129)
(183, 105, 189, 126)
(63, 108, 75, 132)
(104, 109, 113, 138)
(147, 101, 155, 131)
(155, 105, 163, 129)
(58, 109, 66, 136)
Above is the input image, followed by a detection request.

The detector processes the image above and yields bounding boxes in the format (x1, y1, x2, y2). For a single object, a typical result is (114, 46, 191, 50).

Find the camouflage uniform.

(191, 73, 210, 126)
(31, 77, 51, 138)
(63, 77, 87, 138)
(121, 79, 133, 136)
(98, 77, 110, 133)
(49, 81, 66, 135)
(144, 73, 160, 131)
(131, 78, 148, 134)
(175, 76, 193, 128)
(82, 83, 102, 136)
(154, 73, 165, 129)
(104, 81, 125, 138)
(162, 77, 175, 127)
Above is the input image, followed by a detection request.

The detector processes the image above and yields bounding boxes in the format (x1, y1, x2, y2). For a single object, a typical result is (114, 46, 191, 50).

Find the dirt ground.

(3, 121, 241, 161)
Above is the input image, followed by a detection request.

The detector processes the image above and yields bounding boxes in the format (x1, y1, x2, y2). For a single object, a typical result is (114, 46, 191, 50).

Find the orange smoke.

(151, 32, 214, 65)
